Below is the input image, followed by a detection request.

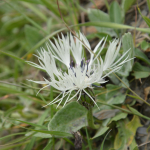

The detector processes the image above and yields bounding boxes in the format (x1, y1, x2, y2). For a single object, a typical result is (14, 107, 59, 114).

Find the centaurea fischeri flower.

(27, 32, 132, 109)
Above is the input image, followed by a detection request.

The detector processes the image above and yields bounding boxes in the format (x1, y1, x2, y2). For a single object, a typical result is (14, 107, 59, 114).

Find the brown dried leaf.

(94, 109, 120, 120)
(144, 86, 150, 100)
(73, 131, 82, 150)
(145, 48, 150, 52)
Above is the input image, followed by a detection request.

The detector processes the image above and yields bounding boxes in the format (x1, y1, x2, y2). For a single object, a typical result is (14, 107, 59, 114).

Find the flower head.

(27, 32, 132, 108)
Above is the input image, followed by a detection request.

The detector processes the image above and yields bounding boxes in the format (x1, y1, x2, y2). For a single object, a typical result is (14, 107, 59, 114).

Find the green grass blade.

(0, 51, 26, 63)
(0, 133, 34, 146)
(9, 119, 47, 130)
(85, 127, 92, 150)
(78, 22, 150, 33)
(100, 130, 112, 150)
(24, 137, 36, 150)
(22, 2, 47, 21)
(0, 140, 30, 150)
(0, 132, 26, 141)
(43, 139, 54, 150)
(22, 28, 66, 58)
(41, 0, 60, 17)
(9, 121, 72, 137)
(5, 1, 47, 34)
(22, 21, 150, 58)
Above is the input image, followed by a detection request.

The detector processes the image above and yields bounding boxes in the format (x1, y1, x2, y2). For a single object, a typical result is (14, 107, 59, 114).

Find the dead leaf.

(145, 48, 150, 52)
(94, 109, 120, 120)
(144, 86, 150, 100)
(91, 0, 112, 8)
(72, 131, 82, 150)
(86, 26, 97, 34)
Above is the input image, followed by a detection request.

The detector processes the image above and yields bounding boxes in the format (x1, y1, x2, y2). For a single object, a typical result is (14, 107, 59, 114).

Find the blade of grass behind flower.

(5, 1, 47, 34)
(0, 50, 26, 63)
(22, 21, 150, 58)
(9, 118, 47, 130)
(41, 0, 60, 17)
(138, 7, 150, 27)
(21, 2, 47, 21)
(0, 140, 31, 150)
(100, 130, 112, 150)
(24, 137, 36, 150)
(0, 132, 26, 141)
(147, 0, 150, 12)
(43, 139, 54, 150)
(9, 119, 72, 137)
(24, 108, 49, 150)
(85, 127, 92, 150)
(78, 21, 150, 33)
(0, 133, 35, 146)
(22, 27, 66, 58)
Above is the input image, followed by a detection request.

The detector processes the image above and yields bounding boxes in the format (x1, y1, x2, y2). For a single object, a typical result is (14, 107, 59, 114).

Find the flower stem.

(87, 106, 99, 129)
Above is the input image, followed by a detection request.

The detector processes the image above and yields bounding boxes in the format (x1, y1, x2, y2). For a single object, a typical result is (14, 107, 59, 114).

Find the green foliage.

(110, 3, 122, 21)
(109, 1, 124, 34)
(100, 130, 112, 150)
(135, 48, 150, 65)
(48, 102, 88, 135)
(43, 139, 54, 150)
(118, 32, 134, 77)
(121, 0, 136, 13)
(132, 62, 150, 79)
(140, 40, 150, 51)
(88, 9, 117, 36)
(0, 0, 150, 149)
(24, 25, 44, 48)
(147, 0, 150, 12)
(20, 0, 43, 4)
(92, 126, 109, 139)
(138, 7, 150, 27)
(114, 116, 141, 150)
(96, 84, 126, 106)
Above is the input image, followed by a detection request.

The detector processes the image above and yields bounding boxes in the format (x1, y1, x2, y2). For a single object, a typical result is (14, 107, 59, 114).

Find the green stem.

(87, 106, 99, 129)
(85, 127, 92, 150)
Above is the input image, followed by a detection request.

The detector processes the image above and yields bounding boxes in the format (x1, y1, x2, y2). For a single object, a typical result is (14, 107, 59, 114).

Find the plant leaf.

(43, 139, 54, 150)
(121, 0, 136, 13)
(92, 126, 109, 139)
(135, 48, 150, 65)
(109, 1, 123, 24)
(119, 32, 134, 77)
(114, 116, 142, 149)
(132, 62, 150, 79)
(10, 119, 47, 130)
(138, 7, 150, 27)
(25, 25, 44, 48)
(48, 102, 88, 135)
(140, 40, 150, 51)
(100, 130, 112, 150)
(88, 9, 117, 36)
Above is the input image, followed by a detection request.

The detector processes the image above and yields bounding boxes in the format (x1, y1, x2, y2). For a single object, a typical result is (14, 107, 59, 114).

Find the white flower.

(27, 32, 132, 108)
